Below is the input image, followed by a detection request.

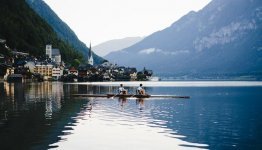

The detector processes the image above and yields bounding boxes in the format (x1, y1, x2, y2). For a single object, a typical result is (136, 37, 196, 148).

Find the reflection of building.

(4, 82, 15, 99)
(24, 82, 64, 116)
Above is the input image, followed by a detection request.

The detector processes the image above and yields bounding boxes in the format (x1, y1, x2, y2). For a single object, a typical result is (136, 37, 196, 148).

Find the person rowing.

(136, 84, 146, 95)
(118, 84, 128, 95)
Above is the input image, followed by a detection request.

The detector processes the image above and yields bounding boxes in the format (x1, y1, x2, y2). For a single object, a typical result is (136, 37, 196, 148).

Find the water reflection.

(0, 82, 261, 150)
(118, 97, 128, 111)
(0, 82, 89, 150)
(136, 98, 145, 111)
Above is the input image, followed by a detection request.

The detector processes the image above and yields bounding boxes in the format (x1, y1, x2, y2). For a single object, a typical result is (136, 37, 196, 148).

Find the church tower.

(87, 42, 94, 66)
(46, 44, 52, 59)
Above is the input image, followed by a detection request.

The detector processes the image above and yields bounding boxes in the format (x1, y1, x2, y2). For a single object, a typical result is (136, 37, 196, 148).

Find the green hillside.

(0, 0, 83, 63)
(26, 0, 105, 64)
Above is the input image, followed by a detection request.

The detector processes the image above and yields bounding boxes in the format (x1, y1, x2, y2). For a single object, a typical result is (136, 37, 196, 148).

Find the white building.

(24, 61, 35, 73)
(46, 45, 52, 58)
(52, 67, 63, 80)
(46, 45, 61, 64)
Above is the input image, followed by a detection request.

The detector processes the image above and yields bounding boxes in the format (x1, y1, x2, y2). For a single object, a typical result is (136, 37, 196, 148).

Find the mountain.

(26, 0, 104, 64)
(0, 0, 83, 63)
(94, 37, 144, 57)
(106, 0, 262, 78)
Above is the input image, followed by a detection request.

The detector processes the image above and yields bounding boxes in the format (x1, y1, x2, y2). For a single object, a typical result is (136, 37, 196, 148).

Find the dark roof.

(9, 74, 23, 78)
(78, 64, 93, 70)
(52, 49, 60, 56)
(69, 67, 77, 72)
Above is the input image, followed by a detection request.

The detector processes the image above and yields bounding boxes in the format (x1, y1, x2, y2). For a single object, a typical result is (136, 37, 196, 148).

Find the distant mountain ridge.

(94, 37, 144, 57)
(26, 0, 104, 64)
(106, 0, 262, 78)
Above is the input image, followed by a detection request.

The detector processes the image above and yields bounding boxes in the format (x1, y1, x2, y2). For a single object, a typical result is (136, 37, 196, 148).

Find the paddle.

(107, 94, 117, 98)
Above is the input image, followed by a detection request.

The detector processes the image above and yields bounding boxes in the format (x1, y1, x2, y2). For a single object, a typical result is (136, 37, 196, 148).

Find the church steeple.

(87, 42, 94, 66)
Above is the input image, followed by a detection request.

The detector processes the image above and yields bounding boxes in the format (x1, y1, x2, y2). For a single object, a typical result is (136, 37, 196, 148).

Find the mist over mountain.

(94, 37, 144, 57)
(106, 0, 262, 78)
(26, 0, 104, 64)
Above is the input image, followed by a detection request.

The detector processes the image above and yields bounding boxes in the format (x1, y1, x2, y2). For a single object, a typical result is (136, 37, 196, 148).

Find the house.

(52, 67, 63, 80)
(78, 64, 92, 77)
(7, 74, 23, 82)
(24, 61, 36, 73)
(100, 61, 114, 69)
(69, 67, 78, 76)
(3, 67, 14, 80)
(34, 63, 53, 80)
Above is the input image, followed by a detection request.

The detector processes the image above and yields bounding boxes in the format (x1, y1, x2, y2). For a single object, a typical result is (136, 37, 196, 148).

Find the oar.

(130, 94, 136, 98)
(107, 93, 118, 98)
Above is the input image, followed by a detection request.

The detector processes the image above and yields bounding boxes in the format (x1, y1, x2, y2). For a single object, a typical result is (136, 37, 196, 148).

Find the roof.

(9, 74, 23, 78)
(52, 49, 60, 56)
(69, 67, 77, 72)
(78, 64, 93, 70)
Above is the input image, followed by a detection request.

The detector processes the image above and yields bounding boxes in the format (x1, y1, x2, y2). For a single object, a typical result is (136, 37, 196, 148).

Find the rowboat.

(72, 94, 190, 99)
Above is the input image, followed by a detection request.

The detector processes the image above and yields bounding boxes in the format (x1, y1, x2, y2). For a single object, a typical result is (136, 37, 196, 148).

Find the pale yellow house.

(34, 63, 53, 80)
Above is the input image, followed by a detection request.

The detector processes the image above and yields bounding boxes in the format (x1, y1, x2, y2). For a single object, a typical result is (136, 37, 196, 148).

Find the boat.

(72, 94, 190, 99)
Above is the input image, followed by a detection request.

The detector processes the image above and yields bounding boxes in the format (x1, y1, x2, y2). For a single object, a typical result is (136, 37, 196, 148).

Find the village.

(0, 39, 153, 82)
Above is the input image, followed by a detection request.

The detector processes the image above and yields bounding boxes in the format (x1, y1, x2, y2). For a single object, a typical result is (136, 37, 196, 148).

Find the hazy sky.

(44, 0, 211, 45)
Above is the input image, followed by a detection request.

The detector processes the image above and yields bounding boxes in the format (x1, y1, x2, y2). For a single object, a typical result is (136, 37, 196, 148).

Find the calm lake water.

(0, 81, 262, 150)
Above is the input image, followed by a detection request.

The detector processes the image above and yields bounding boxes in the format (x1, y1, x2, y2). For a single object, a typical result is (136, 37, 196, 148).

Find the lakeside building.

(0, 40, 152, 82)
(24, 61, 35, 73)
(52, 67, 63, 80)
(7, 74, 23, 82)
(4, 67, 14, 81)
(68, 67, 78, 76)
(34, 63, 53, 80)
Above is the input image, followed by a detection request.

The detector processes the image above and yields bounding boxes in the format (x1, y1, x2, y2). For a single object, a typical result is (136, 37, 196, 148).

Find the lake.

(0, 81, 262, 150)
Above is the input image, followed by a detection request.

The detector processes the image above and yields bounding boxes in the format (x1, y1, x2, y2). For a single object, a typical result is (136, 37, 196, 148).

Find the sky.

(44, 0, 211, 46)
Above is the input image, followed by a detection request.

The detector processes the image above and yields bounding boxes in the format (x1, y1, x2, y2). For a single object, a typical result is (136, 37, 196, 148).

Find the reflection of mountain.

(147, 87, 262, 150)
(1, 83, 261, 149)
(0, 82, 88, 150)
